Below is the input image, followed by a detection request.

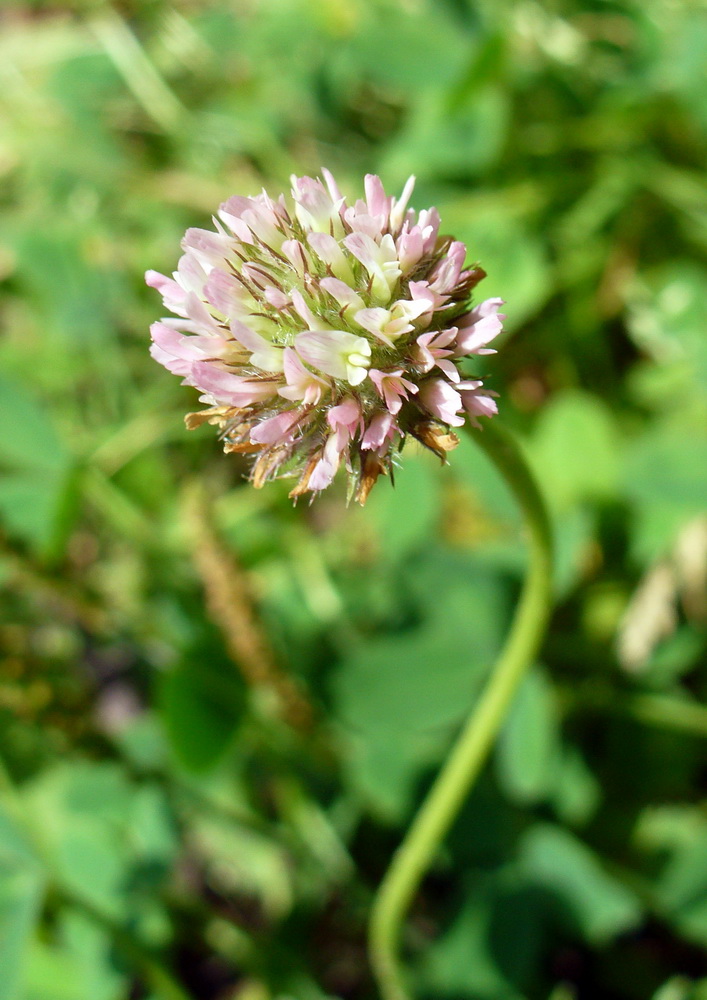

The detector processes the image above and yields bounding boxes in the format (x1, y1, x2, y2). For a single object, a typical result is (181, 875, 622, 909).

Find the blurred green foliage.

(1, 0, 706, 998)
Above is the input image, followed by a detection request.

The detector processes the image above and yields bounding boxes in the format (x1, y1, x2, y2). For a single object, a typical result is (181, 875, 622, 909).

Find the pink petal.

(307, 455, 338, 491)
(145, 270, 183, 299)
(295, 330, 369, 382)
(455, 313, 503, 355)
(327, 397, 361, 431)
(250, 410, 301, 445)
(145, 269, 189, 316)
(353, 308, 396, 346)
(320, 277, 364, 311)
(389, 175, 416, 233)
(408, 281, 437, 311)
(150, 322, 205, 375)
(470, 297, 505, 320)
(436, 359, 460, 382)
(188, 362, 278, 406)
(362, 410, 395, 450)
(282, 240, 309, 275)
(150, 342, 187, 375)
(321, 167, 344, 203)
(396, 227, 424, 272)
(342, 232, 378, 271)
(419, 379, 465, 427)
(364, 174, 390, 220)
(345, 211, 385, 240)
(231, 320, 284, 372)
(429, 241, 466, 293)
(278, 347, 325, 404)
(290, 289, 321, 330)
(203, 269, 246, 314)
(182, 228, 232, 267)
(417, 207, 441, 252)
(264, 287, 290, 309)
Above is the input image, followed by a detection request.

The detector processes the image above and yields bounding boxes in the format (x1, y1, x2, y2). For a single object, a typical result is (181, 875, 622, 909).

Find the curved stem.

(368, 420, 554, 1000)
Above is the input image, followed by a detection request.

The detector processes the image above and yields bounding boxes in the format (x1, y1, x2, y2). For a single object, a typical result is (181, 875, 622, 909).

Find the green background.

(1, 1, 706, 998)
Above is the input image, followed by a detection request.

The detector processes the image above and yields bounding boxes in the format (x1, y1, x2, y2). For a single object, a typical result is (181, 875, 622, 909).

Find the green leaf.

(496, 667, 561, 806)
(158, 642, 245, 774)
(519, 824, 642, 944)
(380, 87, 509, 178)
(21, 910, 127, 1000)
(626, 263, 707, 400)
(441, 201, 552, 329)
(550, 506, 596, 598)
(21, 939, 82, 1000)
(24, 763, 177, 928)
(447, 428, 522, 531)
(112, 713, 170, 775)
(654, 825, 707, 947)
(421, 866, 548, 999)
(342, 3, 471, 90)
(641, 626, 707, 688)
(332, 552, 506, 818)
(14, 227, 125, 347)
(651, 977, 707, 1000)
(0, 376, 77, 558)
(529, 391, 621, 512)
(355, 449, 442, 561)
(622, 422, 707, 562)
(550, 747, 601, 827)
(0, 871, 44, 1000)
(24, 764, 130, 918)
(0, 801, 45, 1000)
(635, 804, 707, 948)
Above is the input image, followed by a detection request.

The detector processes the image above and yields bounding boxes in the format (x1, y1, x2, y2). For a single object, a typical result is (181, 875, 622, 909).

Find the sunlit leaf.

(496, 667, 561, 806)
(519, 824, 642, 944)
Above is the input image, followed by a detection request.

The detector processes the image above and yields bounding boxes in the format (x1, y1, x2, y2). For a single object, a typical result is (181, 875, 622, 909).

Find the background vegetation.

(1, 1, 706, 998)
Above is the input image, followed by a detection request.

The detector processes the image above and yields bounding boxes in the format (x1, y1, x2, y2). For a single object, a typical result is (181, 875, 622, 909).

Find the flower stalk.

(368, 418, 554, 1000)
(146, 171, 553, 998)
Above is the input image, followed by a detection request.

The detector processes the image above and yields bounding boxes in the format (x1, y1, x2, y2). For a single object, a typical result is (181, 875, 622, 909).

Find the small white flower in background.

(147, 170, 503, 503)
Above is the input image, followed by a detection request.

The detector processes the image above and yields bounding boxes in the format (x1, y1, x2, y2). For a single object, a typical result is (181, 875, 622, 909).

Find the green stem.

(368, 420, 554, 1000)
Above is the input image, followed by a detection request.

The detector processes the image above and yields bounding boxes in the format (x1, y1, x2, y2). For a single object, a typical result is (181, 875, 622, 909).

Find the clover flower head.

(147, 170, 503, 503)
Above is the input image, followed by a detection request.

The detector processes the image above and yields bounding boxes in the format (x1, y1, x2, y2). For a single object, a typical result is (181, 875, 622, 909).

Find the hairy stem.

(369, 420, 554, 1000)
